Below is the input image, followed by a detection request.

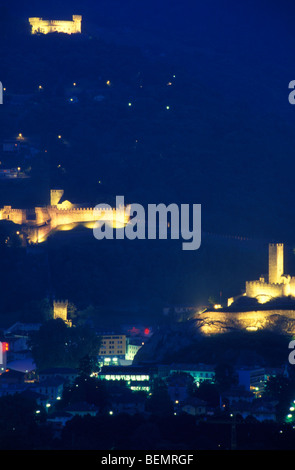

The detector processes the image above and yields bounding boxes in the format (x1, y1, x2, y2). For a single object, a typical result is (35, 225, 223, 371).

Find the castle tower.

(268, 243, 284, 284)
(29, 17, 41, 34)
(50, 189, 64, 206)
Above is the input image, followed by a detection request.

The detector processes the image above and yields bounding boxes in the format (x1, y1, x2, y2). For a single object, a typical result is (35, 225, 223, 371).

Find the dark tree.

(145, 378, 174, 416)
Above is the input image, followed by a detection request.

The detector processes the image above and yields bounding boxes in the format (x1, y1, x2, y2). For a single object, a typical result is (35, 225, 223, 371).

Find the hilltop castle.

(29, 15, 82, 35)
(0, 190, 130, 244)
(195, 243, 295, 335)
(228, 243, 295, 306)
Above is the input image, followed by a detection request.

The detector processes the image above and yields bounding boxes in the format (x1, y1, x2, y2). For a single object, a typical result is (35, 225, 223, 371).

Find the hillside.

(0, 2, 295, 326)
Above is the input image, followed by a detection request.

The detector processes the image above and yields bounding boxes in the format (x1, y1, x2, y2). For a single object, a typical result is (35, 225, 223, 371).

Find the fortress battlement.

(53, 300, 68, 307)
(48, 205, 128, 212)
(0, 190, 130, 244)
(246, 281, 265, 287)
(8, 208, 23, 213)
(53, 207, 114, 212)
(29, 15, 82, 35)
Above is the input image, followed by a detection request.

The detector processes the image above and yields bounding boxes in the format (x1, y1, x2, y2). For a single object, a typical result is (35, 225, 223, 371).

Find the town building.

(64, 402, 98, 418)
(32, 377, 64, 402)
(0, 342, 8, 373)
(125, 340, 143, 362)
(181, 397, 208, 416)
(98, 333, 127, 365)
(168, 363, 215, 386)
(236, 367, 267, 397)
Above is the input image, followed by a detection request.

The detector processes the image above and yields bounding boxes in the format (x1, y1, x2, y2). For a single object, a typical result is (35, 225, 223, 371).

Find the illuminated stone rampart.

(29, 15, 82, 35)
(198, 243, 295, 335)
(195, 308, 295, 335)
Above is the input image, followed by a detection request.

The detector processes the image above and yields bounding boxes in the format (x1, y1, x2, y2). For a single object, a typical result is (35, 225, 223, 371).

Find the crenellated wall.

(0, 194, 130, 244)
(245, 280, 284, 300)
(0, 206, 26, 225)
(47, 205, 129, 228)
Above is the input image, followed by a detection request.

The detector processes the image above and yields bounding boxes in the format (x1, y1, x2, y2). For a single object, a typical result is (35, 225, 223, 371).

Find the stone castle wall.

(245, 280, 284, 299)
(0, 198, 130, 244)
(195, 308, 295, 335)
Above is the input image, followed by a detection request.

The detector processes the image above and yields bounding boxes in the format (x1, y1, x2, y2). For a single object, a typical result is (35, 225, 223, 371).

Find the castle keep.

(29, 15, 82, 35)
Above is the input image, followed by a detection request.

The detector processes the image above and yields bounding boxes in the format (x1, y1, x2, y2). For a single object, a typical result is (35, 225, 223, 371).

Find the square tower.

(50, 189, 64, 206)
(268, 243, 284, 284)
(53, 300, 71, 326)
(72, 15, 82, 33)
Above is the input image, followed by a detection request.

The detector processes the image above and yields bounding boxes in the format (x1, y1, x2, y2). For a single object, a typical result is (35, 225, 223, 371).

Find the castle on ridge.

(29, 15, 82, 35)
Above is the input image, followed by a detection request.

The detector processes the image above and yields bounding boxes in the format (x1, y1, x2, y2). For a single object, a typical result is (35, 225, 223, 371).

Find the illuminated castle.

(228, 243, 295, 306)
(195, 243, 295, 335)
(0, 190, 130, 244)
(53, 300, 72, 327)
(29, 15, 82, 35)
